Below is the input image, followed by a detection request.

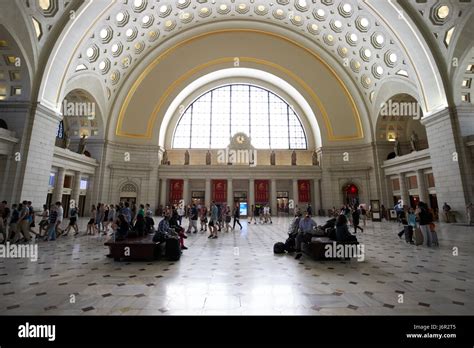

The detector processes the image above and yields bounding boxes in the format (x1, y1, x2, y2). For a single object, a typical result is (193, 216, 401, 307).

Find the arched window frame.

(172, 84, 308, 149)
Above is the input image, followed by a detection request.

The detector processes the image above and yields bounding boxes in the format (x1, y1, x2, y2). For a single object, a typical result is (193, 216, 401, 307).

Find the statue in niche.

(394, 137, 401, 157)
(270, 150, 276, 166)
(291, 150, 297, 166)
(64, 131, 71, 150)
(410, 131, 419, 152)
(312, 149, 319, 166)
(77, 134, 87, 154)
(184, 150, 190, 165)
(161, 149, 169, 165)
(206, 150, 211, 165)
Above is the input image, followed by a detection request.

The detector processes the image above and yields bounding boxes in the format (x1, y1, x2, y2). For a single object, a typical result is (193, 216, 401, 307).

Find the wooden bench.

(104, 234, 165, 261)
(302, 236, 360, 260)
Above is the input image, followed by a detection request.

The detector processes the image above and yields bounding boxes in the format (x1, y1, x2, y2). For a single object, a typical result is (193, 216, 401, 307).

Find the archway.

(343, 183, 360, 206)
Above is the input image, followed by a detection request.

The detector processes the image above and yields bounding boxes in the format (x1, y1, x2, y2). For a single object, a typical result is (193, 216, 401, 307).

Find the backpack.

(273, 242, 286, 254)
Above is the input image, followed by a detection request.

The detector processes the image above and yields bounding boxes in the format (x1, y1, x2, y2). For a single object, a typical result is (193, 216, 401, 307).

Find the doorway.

(277, 191, 289, 214)
(343, 184, 359, 206)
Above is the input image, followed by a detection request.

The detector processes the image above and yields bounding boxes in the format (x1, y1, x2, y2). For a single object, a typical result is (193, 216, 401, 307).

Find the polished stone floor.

(0, 217, 473, 315)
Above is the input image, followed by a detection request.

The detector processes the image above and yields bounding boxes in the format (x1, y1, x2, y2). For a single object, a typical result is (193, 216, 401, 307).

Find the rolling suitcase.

(430, 223, 439, 246)
(414, 227, 424, 246)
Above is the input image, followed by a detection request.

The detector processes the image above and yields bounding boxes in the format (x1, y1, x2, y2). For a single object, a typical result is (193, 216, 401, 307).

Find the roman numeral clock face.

(237, 135, 245, 144)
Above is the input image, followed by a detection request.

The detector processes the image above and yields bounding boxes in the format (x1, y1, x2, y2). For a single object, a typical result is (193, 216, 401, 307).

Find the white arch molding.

(161, 68, 323, 149)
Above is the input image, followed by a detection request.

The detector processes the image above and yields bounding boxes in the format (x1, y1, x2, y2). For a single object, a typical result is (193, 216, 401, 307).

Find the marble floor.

(0, 217, 473, 315)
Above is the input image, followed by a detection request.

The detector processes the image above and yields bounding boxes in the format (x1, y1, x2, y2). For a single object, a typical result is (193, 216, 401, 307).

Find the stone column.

(183, 178, 189, 205)
(386, 177, 394, 206)
(16, 104, 62, 204)
(270, 179, 277, 214)
(416, 169, 428, 204)
(205, 178, 211, 207)
(422, 107, 470, 220)
(160, 178, 167, 206)
(227, 178, 233, 208)
(249, 178, 255, 208)
(52, 167, 66, 204)
(313, 179, 321, 213)
(71, 171, 81, 208)
(292, 178, 299, 210)
(398, 173, 409, 208)
(0, 155, 12, 201)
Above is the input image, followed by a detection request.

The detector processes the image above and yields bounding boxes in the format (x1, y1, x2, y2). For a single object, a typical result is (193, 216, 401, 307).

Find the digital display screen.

(239, 202, 247, 216)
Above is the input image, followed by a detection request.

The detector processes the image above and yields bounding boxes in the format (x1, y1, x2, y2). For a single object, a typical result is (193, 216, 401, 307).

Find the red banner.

(255, 180, 269, 204)
(212, 179, 227, 203)
(169, 179, 183, 205)
(298, 180, 311, 203)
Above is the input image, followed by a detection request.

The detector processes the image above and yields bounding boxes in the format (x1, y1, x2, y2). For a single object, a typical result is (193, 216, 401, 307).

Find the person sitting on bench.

(335, 215, 357, 242)
(115, 214, 130, 241)
(294, 213, 317, 259)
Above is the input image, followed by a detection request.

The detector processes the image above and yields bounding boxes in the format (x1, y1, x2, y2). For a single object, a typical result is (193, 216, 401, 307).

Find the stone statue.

(161, 149, 169, 165)
(270, 150, 276, 166)
(410, 131, 419, 152)
(394, 137, 401, 157)
(64, 131, 71, 150)
(77, 134, 87, 154)
(184, 150, 190, 165)
(291, 150, 297, 166)
(206, 150, 211, 165)
(312, 149, 318, 166)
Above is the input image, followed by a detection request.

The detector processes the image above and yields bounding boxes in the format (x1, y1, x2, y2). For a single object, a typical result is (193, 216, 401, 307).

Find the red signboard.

(169, 179, 183, 205)
(298, 180, 311, 203)
(255, 180, 269, 204)
(212, 179, 227, 203)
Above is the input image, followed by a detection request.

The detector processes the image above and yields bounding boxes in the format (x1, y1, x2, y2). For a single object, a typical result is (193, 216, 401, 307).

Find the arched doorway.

(343, 183, 359, 206)
(120, 182, 138, 205)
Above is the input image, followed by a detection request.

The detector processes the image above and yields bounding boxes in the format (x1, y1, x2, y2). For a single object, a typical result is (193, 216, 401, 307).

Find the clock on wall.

(232, 132, 249, 146)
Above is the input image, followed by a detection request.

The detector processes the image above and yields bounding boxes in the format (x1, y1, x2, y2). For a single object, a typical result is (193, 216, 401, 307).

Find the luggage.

(165, 237, 181, 261)
(404, 225, 413, 243)
(430, 225, 439, 246)
(414, 227, 424, 246)
(273, 242, 286, 254)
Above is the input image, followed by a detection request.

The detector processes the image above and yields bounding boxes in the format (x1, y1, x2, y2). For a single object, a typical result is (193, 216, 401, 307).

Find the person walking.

(18, 201, 31, 243)
(37, 204, 49, 238)
(232, 203, 242, 230)
(417, 202, 433, 247)
(45, 204, 59, 241)
(64, 203, 79, 236)
(208, 201, 219, 239)
(87, 204, 97, 235)
(199, 205, 208, 232)
(187, 203, 198, 233)
(352, 207, 364, 233)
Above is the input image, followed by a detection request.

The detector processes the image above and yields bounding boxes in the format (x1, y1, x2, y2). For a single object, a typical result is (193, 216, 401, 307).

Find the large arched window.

(172, 84, 307, 149)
